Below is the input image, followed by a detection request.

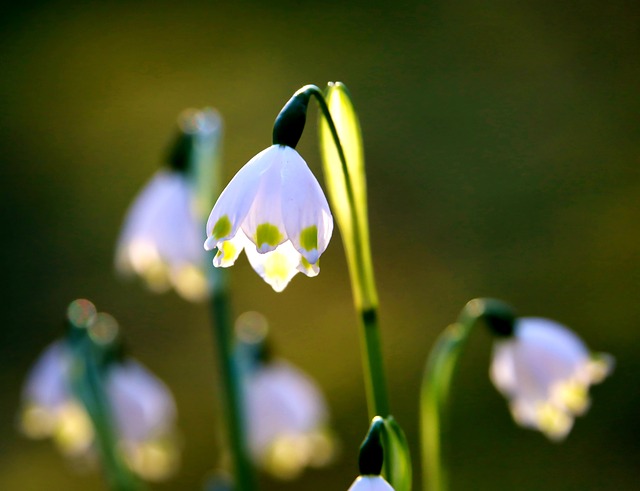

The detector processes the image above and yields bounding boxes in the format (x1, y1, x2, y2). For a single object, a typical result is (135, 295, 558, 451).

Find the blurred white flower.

(204, 144, 333, 292)
(115, 170, 207, 301)
(244, 359, 336, 479)
(348, 476, 395, 491)
(19, 341, 95, 456)
(20, 341, 180, 481)
(490, 317, 613, 441)
(105, 359, 180, 481)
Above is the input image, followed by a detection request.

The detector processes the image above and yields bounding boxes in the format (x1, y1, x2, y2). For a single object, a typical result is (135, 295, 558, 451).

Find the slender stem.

(73, 342, 141, 491)
(302, 85, 390, 419)
(360, 309, 390, 418)
(419, 307, 480, 491)
(208, 267, 257, 491)
(187, 109, 256, 491)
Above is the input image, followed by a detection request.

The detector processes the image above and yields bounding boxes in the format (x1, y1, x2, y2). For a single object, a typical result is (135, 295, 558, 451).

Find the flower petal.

(205, 147, 275, 249)
(244, 240, 301, 292)
(22, 341, 72, 410)
(116, 171, 205, 300)
(106, 360, 176, 442)
(240, 146, 289, 253)
(348, 476, 395, 491)
(213, 229, 251, 268)
(279, 146, 333, 264)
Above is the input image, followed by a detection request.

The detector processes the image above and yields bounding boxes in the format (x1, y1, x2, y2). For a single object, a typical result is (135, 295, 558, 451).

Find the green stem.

(360, 308, 390, 418)
(208, 267, 257, 491)
(420, 301, 494, 491)
(301, 84, 390, 418)
(73, 342, 141, 491)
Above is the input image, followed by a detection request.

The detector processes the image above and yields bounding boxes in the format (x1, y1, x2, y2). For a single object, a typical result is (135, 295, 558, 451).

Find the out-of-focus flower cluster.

(19, 299, 180, 481)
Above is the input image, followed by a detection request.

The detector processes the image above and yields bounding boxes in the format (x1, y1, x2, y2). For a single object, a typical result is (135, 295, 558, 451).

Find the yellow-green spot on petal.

(555, 381, 589, 415)
(299, 225, 318, 251)
(265, 252, 290, 282)
(537, 403, 571, 440)
(212, 215, 232, 240)
(256, 223, 282, 248)
(220, 240, 237, 261)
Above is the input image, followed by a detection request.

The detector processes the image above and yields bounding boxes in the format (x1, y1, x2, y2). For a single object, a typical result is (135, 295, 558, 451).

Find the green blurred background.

(1, 0, 638, 489)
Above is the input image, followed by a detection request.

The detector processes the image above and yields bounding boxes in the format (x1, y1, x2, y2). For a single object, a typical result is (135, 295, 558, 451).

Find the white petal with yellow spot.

(205, 145, 333, 291)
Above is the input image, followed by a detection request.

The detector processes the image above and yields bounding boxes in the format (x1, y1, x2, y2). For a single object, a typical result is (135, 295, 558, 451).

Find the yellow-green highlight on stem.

(316, 82, 389, 420)
(318, 82, 377, 312)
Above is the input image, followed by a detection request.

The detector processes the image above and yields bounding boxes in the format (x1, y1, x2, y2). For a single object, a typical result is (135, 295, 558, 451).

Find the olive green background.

(1, 1, 638, 489)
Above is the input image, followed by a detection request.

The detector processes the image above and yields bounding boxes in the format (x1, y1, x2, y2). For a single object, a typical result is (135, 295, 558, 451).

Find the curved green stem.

(420, 299, 511, 491)
(301, 84, 389, 418)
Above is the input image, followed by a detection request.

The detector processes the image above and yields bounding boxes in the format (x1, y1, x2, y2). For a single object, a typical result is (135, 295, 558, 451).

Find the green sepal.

(381, 415, 412, 491)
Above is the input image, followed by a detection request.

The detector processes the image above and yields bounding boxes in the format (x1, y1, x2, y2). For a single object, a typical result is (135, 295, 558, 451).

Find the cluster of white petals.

(348, 476, 395, 491)
(205, 145, 333, 292)
(490, 318, 613, 441)
(115, 170, 207, 302)
(244, 360, 335, 479)
(20, 342, 179, 481)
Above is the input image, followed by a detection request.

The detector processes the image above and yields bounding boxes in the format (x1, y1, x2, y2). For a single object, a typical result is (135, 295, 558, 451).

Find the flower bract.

(115, 170, 207, 301)
(490, 317, 613, 440)
(204, 144, 333, 292)
(348, 476, 395, 491)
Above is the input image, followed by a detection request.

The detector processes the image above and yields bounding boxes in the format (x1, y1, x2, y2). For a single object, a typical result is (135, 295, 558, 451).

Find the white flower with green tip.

(204, 144, 333, 292)
(490, 317, 613, 441)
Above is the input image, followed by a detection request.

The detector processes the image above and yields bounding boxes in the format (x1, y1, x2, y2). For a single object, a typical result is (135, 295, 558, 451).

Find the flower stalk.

(184, 110, 257, 491)
(208, 268, 256, 491)
(70, 327, 142, 491)
(419, 299, 515, 491)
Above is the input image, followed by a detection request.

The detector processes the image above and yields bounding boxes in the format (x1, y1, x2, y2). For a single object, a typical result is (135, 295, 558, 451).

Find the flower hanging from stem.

(205, 88, 333, 292)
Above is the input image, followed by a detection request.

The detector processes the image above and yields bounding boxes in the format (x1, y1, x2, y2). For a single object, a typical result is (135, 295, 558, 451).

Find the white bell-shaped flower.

(490, 317, 613, 441)
(116, 170, 207, 301)
(19, 341, 95, 456)
(204, 144, 333, 292)
(244, 359, 335, 479)
(348, 476, 395, 491)
(105, 359, 180, 481)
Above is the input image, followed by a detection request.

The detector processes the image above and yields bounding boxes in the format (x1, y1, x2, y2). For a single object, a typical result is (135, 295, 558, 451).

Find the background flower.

(490, 317, 613, 441)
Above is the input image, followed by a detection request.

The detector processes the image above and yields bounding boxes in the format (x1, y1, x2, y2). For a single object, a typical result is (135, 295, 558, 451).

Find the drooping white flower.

(244, 359, 336, 479)
(490, 317, 613, 441)
(115, 170, 207, 301)
(105, 359, 180, 481)
(19, 341, 94, 456)
(347, 476, 395, 491)
(204, 144, 333, 292)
